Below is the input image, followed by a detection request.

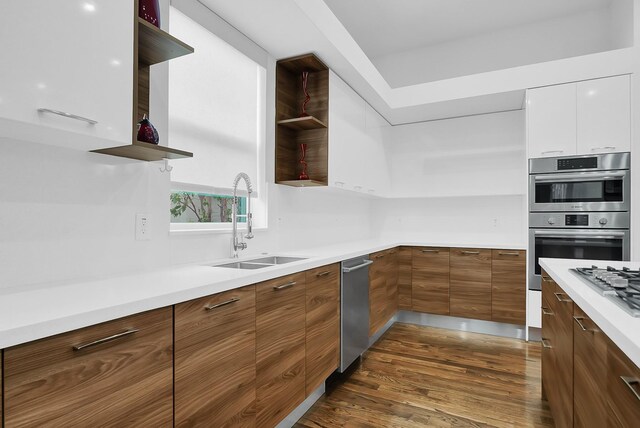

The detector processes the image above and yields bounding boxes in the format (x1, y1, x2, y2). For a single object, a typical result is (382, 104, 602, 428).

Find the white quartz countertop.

(540, 258, 640, 368)
(0, 239, 525, 349)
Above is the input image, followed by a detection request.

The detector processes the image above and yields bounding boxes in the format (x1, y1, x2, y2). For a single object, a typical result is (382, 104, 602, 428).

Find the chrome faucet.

(231, 172, 254, 258)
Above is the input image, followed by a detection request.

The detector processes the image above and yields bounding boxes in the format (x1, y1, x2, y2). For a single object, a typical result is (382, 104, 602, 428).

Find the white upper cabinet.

(577, 75, 630, 154)
(0, 0, 133, 150)
(526, 83, 577, 158)
(527, 75, 631, 159)
(328, 71, 390, 196)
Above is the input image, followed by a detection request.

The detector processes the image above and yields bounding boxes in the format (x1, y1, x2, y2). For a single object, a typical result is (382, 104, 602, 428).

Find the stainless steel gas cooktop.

(572, 265, 640, 317)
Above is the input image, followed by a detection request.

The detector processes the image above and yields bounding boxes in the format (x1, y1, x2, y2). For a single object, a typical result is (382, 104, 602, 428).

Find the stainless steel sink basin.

(244, 256, 307, 265)
(210, 256, 307, 269)
(214, 262, 270, 270)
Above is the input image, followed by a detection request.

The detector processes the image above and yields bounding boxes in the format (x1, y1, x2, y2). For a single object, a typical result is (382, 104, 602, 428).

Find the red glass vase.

(137, 114, 159, 145)
(299, 143, 309, 180)
(139, 0, 161, 27)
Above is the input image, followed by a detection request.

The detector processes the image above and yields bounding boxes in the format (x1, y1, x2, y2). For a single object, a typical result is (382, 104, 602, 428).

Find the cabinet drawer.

(256, 272, 306, 427)
(607, 337, 640, 427)
(4, 307, 173, 427)
(305, 264, 340, 395)
(174, 285, 256, 427)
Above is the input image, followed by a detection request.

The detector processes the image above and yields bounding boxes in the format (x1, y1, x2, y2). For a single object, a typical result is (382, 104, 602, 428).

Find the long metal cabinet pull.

(421, 249, 440, 253)
(316, 271, 331, 277)
(461, 251, 480, 255)
(573, 316, 587, 331)
(273, 281, 296, 290)
(542, 307, 554, 316)
(541, 338, 552, 349)
(342, 260, 373, 273)
(73, 329, 139, 351)
(498, 251, 520, 256)
(37, 108, 98, 125)
(621, 376, 640, 401)
(541, 150, 564, 155)
(204, 297, 240, 311)
(541, 276, 554, 283)
(554, 292, 572, 303)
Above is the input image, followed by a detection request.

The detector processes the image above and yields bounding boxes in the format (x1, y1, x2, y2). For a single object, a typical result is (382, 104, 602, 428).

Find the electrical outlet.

(136, 213, 150, 241)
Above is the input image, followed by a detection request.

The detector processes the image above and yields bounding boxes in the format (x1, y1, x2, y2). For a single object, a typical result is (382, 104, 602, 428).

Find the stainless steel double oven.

(528, 152, 631, 291)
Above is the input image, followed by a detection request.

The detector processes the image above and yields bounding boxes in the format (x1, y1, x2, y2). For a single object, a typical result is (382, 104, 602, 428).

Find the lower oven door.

(528, 229, 630, 290)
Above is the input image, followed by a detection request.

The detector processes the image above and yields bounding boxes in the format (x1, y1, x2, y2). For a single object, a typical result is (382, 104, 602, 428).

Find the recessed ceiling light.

(36, 83, 46, 89)
(83, 3, 96, 13)
(110, 59, 121, 66)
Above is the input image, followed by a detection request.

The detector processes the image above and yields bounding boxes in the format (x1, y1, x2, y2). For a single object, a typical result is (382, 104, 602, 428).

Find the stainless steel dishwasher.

(339, 256, 372, 372)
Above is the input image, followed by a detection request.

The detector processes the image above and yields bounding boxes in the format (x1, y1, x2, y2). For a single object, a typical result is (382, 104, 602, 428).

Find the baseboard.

(276, 383, 325, 428)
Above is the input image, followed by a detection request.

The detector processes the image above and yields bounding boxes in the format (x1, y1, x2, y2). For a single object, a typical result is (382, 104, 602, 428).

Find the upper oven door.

(529, 170, 630, 212)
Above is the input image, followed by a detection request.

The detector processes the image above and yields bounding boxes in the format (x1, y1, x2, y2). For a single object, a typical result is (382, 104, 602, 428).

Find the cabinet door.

(174, 286, 256, 427)
(527, 84, 576, 158)
(577, 75, 631, 154)
(369, 250, 388, 336)
(397, 247, 413, 310)
(385, 248, 399, 321)
(0, 0, 133, 149)
(305, 264, 340, 395)
(328, 71, 366, 191)
(607, 336, 640, 427)
(256, 273, 306, 427)
(551, 283, 574, 428)
(450, 248, 492, 320)
(4, 308, 173, 427)
(411, 247, 450, 315)
(491, 249, 526, 324)
(573, 306, 607, 428)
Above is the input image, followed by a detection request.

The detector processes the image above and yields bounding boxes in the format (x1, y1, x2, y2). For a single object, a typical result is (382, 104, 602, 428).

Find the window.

(168, 6, 266, 232)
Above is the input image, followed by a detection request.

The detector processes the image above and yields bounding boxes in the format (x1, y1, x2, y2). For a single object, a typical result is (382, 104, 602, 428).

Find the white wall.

(385, 110, 526, 198)
(374, 6, 631, 87)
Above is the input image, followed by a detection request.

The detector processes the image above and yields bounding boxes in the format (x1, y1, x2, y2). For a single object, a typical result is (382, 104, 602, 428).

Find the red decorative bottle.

(299, 143, 309, 180)
(139, 0, 161, 27)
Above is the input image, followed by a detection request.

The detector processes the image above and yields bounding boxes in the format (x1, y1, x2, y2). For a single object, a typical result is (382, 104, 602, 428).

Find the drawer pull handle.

(204, 297, 239, 311)
(375, 254, 385, 259)
(541, 338, 552, 349)
(38, 108, 98, 125)
(316, 271, 331, 277)
(591, 146, 616, 152)
(573, 316, 588, 332)
(73, 329, 139, 351)
(541, 276, 554, 283)
(541, 150, 564, 155)
(554, 292, 572, 303)
(542, 307, 554, 316)
(273, 281, 296, 290)
(498, 251, 520, 256)
(621, 376, 640, 401)
(461, 251, 480, 255)
(421, 249, 440, 253)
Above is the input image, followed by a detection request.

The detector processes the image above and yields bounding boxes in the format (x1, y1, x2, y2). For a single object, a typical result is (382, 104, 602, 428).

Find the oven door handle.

(534, 230, 626, 239)
(534, 171, 626, 183)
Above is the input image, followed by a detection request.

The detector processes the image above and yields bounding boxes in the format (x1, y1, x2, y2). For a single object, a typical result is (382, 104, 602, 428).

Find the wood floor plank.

(295, 323, 553, 428)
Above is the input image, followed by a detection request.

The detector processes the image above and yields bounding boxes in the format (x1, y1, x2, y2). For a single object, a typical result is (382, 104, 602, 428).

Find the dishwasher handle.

(342, 259, 373, 273)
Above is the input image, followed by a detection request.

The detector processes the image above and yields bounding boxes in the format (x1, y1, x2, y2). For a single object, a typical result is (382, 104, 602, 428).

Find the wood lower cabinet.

(305, 263, 340, 395)
(397, 247, 412, 310)
(4, 308, 173, 427)
(573, 305, 607, 428)
(256, 272, 306, 428)
(607, 336, 640, 427)
(491, 249, 526, 324)
(369, 249, 389, 336)
(450, 248, 492, 320)
(411, 247, 450, 315)
(540, 270, 573, 428)
(174, 285, 256, 427)
(385, 248, 399, 321)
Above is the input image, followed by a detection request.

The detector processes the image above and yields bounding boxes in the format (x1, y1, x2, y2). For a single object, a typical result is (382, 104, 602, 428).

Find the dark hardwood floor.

(295, 323, 553, 427)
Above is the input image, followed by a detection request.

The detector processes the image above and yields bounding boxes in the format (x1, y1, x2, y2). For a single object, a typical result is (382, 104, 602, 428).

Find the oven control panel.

(529, 212, 630, 229)
(557, 157, 598, 170)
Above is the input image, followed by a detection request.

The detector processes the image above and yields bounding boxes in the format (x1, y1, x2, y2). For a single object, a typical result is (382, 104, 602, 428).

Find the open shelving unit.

(275, 53, 329, 186)
(92, 6, 194, 161)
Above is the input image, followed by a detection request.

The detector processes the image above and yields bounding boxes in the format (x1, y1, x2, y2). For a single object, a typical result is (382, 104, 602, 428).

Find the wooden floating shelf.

(91, 141, 193, 162)
(137, 18, 194, 66)
(277, 180, 326, 187)
(277, 116, 327, 131)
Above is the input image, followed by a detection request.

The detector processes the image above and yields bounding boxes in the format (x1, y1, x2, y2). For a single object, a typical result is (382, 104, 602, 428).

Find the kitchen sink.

(211, 256, 307, 270)
(244, 256, 307, 265)
(213, 262, 271, 270)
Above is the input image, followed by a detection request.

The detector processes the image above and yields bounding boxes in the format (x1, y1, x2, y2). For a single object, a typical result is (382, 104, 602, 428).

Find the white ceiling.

(193, 0, 631, 124)
(323, 0, 613, 58)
